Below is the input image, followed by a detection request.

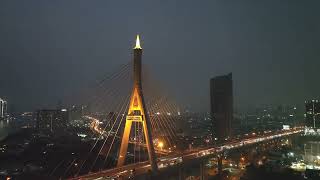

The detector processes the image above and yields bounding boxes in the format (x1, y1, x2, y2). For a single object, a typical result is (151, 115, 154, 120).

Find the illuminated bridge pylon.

(117, 35, 158, 172)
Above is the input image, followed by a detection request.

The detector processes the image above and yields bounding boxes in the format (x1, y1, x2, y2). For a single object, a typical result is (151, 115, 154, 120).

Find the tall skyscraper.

(0, 98, 7, 119)
(305, 100, 320, 128)
(210, 73, 233, 141)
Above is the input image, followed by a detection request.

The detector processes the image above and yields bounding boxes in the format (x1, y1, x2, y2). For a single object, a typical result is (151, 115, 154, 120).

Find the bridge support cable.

(89, 64, 132, 111)
(163, 99, 180, 129)
(151, 96, 181, 148)
(67, 79, 131, 177)
(141, 65, 182, 149)
(147, 99, 163, 134)
(149, 114, 161, 138)
(169, 102, 182, 128)
(135, 122, 139, 163)
(86, 62, 131, 100)
(102, 97, 130, 169)
(149, 99, 176, 149)
(95, 62, 132, 88)
(64, 62, 131, 149)
(158, 102, 177, 146)
(148, 98, 172, 147)
(89, 93, 131, 172)
(75, 75, 131, 176)
(91, 93, 131, 171)
(159, 97, 179, 138)
(148, 98, 175, 149)
(149, 118, 159, 137)
(139, 120, 147, 162)
(147, 91, 170, 139)
(84, 69, 131, 141)
(48, 159, 65, 177)
(138, 122, 142, 162)
(150, 96, 178, 145)
(70, 62, 131, 109)
(61, 159, 77, 179)
(146, 96, 162, 137)
(159, 96, 179, 132)
(134, 121, 137, 163)
(152, 113, 174, 148)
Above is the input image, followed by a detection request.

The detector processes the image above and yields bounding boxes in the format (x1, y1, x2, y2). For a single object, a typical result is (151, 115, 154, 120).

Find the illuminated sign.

(126, 115, 142, 121)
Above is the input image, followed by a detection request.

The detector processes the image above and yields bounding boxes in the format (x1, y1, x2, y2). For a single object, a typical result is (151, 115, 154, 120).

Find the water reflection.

(0, 119, 10, 141)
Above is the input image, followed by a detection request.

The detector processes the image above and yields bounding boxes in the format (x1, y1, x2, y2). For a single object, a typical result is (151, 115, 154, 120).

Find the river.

(0, 119, 12, 141)
(0, 117, 32, 141)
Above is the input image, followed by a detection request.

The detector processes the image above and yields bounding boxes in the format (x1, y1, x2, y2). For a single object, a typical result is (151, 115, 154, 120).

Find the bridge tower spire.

(117, 35, 158, 171)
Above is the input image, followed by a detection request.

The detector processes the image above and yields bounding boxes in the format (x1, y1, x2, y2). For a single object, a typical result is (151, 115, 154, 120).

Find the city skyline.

(0, 1, 319, 112)
(0, 2, 319, 179)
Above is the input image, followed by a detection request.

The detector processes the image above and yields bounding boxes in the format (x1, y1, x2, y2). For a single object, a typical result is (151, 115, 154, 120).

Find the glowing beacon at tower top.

(134, 35, 142, 49)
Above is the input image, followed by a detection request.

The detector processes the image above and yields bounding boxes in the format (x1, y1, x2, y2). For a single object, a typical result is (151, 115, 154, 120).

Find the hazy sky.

(0, 1, 319, 112)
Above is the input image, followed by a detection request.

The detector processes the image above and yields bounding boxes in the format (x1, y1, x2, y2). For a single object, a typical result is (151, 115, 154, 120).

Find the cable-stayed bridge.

(55, 35, 303, 180)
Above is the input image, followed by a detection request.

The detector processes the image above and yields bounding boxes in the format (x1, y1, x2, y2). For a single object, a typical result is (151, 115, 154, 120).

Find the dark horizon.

(0, 1, 319, 112)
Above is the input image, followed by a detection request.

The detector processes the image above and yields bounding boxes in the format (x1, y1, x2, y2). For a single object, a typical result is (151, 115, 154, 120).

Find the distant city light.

(283, 125, 290, 130)
(77, 133, 87, 138)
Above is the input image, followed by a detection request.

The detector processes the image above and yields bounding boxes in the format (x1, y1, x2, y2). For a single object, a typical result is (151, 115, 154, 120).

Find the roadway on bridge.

(69, 128, 302, 180)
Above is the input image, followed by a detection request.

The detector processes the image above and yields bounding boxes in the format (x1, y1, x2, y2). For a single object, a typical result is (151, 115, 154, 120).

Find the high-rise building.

(36, 109, 69, 133)
(210, 73, 233, 141)
(305, 100, 320, 128)
(69, 105, 90, 121)
(0, 98, 7, 119)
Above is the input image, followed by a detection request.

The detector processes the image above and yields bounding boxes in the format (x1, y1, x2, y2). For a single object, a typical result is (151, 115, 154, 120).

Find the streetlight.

(158, 141, 164, 150)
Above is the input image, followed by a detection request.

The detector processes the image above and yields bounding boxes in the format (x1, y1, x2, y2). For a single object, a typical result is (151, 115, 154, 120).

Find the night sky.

(0, 1, 319, 112)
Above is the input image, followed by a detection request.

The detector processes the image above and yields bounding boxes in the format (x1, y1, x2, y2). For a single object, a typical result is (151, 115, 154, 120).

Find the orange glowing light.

(158, 141, 164, 149)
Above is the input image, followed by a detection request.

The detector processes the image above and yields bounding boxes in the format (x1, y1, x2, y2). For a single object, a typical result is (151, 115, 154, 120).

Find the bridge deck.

(69, 128, 303, 180)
